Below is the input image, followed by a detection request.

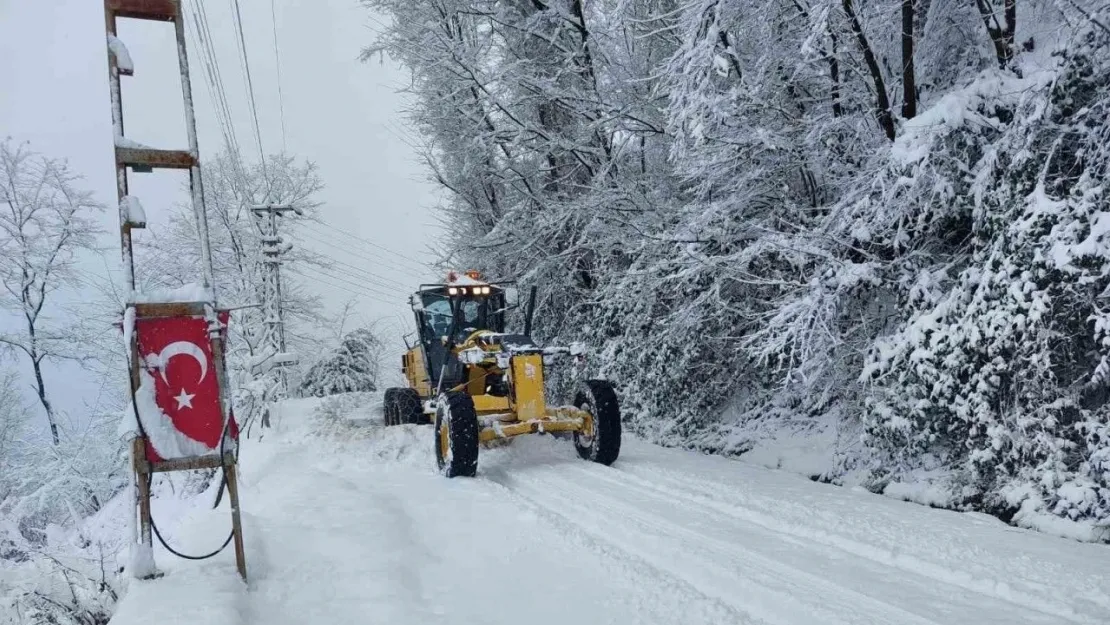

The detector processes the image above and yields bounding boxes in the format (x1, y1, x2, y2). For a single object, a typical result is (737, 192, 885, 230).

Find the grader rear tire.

(434, 392, 479, 477)
(382, 388, 400, 426)
(396, 388, 425, 425)
(573, 379, 621, 466)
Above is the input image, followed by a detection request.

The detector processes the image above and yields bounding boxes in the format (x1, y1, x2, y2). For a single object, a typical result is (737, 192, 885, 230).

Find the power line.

(270, 0, 287, 154)
(188, 0, 253, 192)
(229, 0, 267, 170)
(295, 226, 429, 283)
(203, 8, 242, 163)
(287, 266, 395, 301)
(303, 219, 429, 267)
(287, 269, 379, 301)
(298, 236, 416, 288)
(291, 262, 400, 299)
(309, 250, 412, 291)
(308, 265, 398, 300)
(187, 1, 243, 178)
(296, 222, 431, 279)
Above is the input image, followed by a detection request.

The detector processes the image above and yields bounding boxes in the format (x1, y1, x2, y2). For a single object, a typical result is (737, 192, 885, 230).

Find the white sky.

(0, 0, 442, 428)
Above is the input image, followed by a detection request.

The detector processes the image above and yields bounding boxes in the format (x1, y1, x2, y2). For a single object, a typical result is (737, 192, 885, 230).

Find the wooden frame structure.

(105, 0, 246, 581)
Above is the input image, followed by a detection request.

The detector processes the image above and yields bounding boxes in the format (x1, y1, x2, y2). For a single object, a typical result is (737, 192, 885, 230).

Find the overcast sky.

(0, 0, 441, 427)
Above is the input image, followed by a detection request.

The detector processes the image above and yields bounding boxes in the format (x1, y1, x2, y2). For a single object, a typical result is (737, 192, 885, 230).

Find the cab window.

(421, 295, 453, 339)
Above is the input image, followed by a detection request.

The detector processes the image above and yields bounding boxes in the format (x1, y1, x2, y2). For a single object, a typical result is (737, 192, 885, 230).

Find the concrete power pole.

(251, 204, 300, 393)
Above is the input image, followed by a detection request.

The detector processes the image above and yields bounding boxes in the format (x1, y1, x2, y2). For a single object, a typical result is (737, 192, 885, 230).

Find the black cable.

(146, 470, 235, 560)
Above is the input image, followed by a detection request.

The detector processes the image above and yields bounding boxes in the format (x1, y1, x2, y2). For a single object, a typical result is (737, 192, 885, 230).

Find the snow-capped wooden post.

(104, 0, 247, 583)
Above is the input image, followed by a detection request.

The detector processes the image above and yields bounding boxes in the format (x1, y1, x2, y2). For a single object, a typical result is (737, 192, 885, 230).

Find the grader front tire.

(573, 379, 621, 466)
(434, 392, 479, 477)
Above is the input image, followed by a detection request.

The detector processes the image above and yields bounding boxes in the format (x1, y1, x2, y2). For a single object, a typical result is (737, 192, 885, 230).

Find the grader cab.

(383, 270, 621, 477)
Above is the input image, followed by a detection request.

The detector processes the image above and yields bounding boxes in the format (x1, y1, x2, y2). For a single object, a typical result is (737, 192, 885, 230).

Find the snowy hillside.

(367, 0, 1110, 532)
(106, 393, 1109, 625)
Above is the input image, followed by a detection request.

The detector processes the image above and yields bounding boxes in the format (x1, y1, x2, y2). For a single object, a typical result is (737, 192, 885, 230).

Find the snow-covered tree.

(0, 139, 102, 445)
(366, 0, 1110, 532)
(134, 150, 325, 432)
(299, 328, 382, 397)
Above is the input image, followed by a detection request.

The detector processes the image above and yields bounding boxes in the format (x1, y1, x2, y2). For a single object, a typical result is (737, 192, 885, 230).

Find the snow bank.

(1011, 506, 1110, 543)
(882, 480, 956, 508)
(128, 283, 214, 304)
(120, 196, 146, 226)
(446, 272, 485, 286)
(707, 403, 846, 479)
(705, 402, 1110, 544)
(890, 67, 1058, 167)
(726, 422, 840, 478)
(114, 134, 152, 150)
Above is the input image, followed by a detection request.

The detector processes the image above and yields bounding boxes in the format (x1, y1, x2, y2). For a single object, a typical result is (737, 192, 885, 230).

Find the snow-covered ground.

(108, 393, 1110, 625)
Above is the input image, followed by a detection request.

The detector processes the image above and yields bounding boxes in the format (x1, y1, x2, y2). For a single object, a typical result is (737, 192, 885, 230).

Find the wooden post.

(131, 437, 159, 579)
(131, 438, 152, 547)
(223, 457, 248, 582)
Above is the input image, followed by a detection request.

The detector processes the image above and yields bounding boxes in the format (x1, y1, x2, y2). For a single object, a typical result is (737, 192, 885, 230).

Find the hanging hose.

(146, 472, 235, 560)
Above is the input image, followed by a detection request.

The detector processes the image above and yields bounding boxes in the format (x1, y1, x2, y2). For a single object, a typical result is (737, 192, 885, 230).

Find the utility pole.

(250, 204, 300, 392)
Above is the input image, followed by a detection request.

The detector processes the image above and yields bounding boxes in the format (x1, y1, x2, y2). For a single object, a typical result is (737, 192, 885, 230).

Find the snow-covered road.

(109, 395, 1110, 625)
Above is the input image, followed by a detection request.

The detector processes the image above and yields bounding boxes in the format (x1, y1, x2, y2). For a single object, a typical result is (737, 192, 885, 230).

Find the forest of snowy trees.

(365, 0, 1110, 532)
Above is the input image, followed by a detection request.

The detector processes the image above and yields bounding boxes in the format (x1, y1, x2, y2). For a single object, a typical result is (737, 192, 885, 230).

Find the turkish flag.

(134, 312, 238, 463)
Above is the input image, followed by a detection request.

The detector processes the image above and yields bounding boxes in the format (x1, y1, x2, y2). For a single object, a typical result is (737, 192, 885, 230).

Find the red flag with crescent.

(134, 312, 238, 463)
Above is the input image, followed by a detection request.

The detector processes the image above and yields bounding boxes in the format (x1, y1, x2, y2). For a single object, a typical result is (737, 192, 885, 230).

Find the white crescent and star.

(148, 341, 209, 411)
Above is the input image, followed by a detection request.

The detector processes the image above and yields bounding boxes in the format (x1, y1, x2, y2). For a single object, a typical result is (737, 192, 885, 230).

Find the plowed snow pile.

(108, 393, 1110, 625)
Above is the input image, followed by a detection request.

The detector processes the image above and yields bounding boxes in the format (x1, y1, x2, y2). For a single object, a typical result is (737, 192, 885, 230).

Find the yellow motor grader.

(383, 270, 620, 477)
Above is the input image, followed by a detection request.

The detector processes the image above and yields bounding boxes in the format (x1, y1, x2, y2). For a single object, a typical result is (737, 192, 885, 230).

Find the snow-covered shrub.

(0, 413, 126, 625)
(1, 542, 119, 625)
(861, 31, 1110, 524)
(6, 417, 127, 544)
(314, 392, 376, 424)
(299, 329, 382, 398)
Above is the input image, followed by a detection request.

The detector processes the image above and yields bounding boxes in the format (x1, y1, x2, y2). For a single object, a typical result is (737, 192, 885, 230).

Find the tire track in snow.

(476, 465, 770, 625)
(603, 461, 1103, 624)
(488, 463, 955, 625)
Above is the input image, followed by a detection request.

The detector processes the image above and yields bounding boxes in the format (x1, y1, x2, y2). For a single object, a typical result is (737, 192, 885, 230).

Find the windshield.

(423, 296, 453, 338)
(417, 289, 505, 344)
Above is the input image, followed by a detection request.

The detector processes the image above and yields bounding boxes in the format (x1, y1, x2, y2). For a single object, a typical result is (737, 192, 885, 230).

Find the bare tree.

(974, 0, 1017, 68)
(902, 0, 918, 119)
(0, 139, 102, 445)
(842, 0, 896, 140)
